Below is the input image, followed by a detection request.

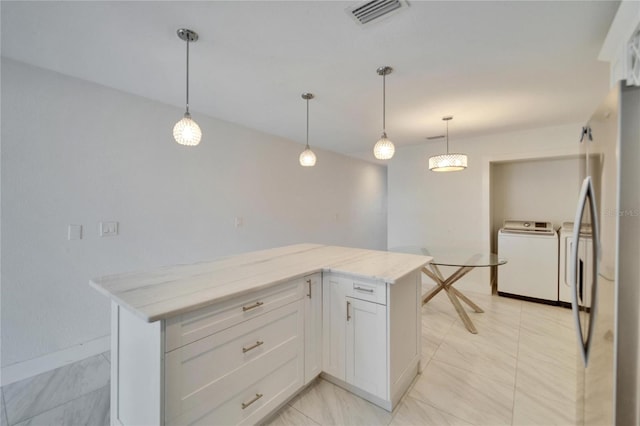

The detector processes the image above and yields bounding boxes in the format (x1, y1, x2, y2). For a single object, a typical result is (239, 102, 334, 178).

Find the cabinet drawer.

(165, 300, 304, 425)
(168, 352, 302, 426)
(344, 278, 387, 305)
(165, 279, 304, 351)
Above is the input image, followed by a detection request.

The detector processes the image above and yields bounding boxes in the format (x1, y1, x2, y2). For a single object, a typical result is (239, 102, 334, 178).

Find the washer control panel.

(502, 220, 554, 234)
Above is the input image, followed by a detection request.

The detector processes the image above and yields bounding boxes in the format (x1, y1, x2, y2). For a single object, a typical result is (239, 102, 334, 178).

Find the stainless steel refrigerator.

(572, 81, 640, 425)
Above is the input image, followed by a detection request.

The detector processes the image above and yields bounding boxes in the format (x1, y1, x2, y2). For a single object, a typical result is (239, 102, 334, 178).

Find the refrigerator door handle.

(570, 176, 601, 366)
(578, 258, 584, 303)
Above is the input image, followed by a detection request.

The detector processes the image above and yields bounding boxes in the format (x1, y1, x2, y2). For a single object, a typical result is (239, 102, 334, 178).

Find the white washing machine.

(558, 221, 593, 307)
(498, 220, 559, 302)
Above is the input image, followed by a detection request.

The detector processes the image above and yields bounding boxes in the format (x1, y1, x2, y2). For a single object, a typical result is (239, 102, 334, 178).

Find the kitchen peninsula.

(90, 244, 431, 426)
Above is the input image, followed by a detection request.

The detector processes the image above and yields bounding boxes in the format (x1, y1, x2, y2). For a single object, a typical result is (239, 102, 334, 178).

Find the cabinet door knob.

(346, 300, 351, 321)
(242, 301, 264, 312)
(241, 393, 263, 409)
(307, 279, 312, 298)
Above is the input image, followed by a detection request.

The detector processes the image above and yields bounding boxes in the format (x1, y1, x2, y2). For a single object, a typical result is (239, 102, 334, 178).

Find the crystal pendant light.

(299, 93, 317, 167)
(428, 116, 468, 172)
(373, 66, 395, 160)
(173, 28, 202, 146)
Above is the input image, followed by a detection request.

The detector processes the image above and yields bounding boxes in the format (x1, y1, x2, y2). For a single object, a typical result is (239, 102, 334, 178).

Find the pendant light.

(428, 116, 468, 172)
(373, 66, 395, 160)
(299, 93, 317, 167)
(173, 28, 202, 146)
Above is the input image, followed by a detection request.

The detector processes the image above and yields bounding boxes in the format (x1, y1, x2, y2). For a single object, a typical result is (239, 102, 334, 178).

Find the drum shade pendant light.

(429, 116, 468, 172)
(299, 93, 317, 167)
(373, 66, 395, 160)
(173, 28, 202, 146)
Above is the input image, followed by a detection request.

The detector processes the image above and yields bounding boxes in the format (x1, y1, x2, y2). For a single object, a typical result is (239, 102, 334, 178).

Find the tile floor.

(1, 353, 110, 426)
(0, 289, 577, 426)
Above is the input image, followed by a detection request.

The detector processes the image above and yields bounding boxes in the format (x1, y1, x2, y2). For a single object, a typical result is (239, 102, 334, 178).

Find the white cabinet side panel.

(304, 273, 323, 383)
(116, 306, 163, 426)
(111, 302, 121, 426)
(389, 272, 420, 397)
(322, 274, 346, 380)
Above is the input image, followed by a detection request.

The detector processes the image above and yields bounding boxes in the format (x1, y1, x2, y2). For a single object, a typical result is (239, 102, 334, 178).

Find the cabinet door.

(304, 273, 322, 383)
(322, 274, 346, 380)
(345, 297, 388, 400)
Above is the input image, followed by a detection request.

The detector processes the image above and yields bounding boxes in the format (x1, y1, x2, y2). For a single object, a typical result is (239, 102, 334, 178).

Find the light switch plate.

(100, 221, 119, 237)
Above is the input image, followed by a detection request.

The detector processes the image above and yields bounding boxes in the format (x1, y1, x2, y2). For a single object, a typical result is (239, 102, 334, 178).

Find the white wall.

(388, 122, 582, 294)
(0, 59, 387, 369)
(491, 157, 582, 234)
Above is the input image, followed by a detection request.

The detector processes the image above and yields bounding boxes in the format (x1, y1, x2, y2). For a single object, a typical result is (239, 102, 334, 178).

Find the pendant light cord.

(446, 118, 449, 154)
(305, 98, 310, 149)
(185, 36, 190, 114)
(382, 73, 386, 134)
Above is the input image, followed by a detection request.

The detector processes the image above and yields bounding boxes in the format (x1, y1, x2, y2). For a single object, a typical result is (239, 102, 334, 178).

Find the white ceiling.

(1, 1, 620, 161)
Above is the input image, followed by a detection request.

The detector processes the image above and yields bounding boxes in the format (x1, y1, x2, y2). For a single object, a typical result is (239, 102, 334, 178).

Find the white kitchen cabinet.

(110, 279, 305, 426)
(321, 271, 420, 411)
(164, 300, 304, 425)
(96, 245, 430, 425)
(303, 273, 322, 384)
(164, 279, 303, 352)
(322, 275, 388, 403)
(345, 297, 387, 399)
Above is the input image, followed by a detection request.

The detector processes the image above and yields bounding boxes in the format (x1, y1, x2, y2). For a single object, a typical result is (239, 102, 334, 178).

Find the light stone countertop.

(90, 243, 432, 322)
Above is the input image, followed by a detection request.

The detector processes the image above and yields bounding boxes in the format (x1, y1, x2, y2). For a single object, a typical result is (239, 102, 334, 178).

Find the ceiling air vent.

(347, 0, 409, 26)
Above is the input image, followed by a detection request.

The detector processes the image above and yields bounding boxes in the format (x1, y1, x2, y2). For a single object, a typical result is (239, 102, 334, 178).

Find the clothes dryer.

(559, 222, 593, 307)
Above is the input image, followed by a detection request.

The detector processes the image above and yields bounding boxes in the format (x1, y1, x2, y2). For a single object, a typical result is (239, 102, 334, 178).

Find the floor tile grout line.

(420, 315, 455, 369)
(427, 354, 518, 389)
(286, 404, 320, 426)
(510, 301, 523, 426)
(387, 362, 425, 425)
(423, 302, 521, 387)
(405, 394, 478, 426)
(1, 389, 9, 426)
(7, 383, 110, 426)
(407, 310, 486, 424)
(388, 304, 447, 426)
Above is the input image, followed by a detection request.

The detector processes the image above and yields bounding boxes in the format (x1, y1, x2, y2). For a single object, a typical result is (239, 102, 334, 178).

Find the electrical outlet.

(99, 221, 119, 237)
(234, 217, 244, 228)
(68, 224, 82, 240)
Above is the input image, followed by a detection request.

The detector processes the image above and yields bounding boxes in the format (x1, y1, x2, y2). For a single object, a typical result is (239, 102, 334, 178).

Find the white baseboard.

(1, 335, 110, 387)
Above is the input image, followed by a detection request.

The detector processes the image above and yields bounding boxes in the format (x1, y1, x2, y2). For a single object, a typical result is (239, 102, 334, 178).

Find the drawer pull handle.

(241, 393, 263, 409)
(354, 286, 374, 293)
(307, 279, 312, 298)
(242, 301, 264, 312)
(242, 340, 264, 353)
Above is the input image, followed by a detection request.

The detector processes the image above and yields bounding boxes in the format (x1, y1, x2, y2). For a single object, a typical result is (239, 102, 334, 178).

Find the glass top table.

(390, 246, 508, 334)
(392, 246, 506, 268)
